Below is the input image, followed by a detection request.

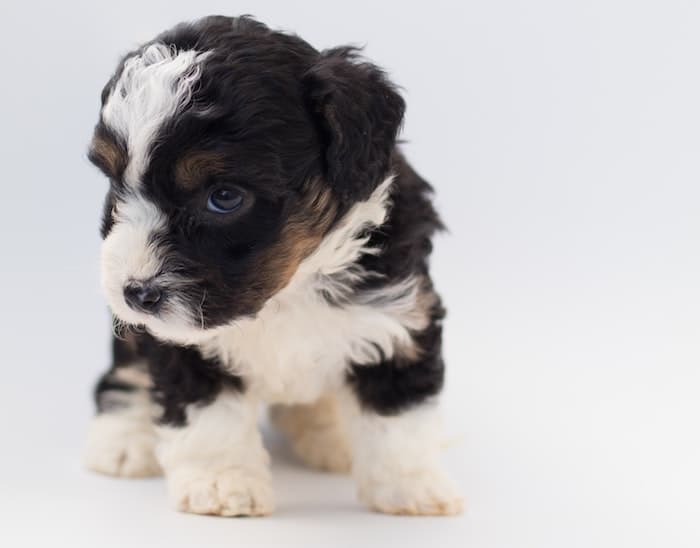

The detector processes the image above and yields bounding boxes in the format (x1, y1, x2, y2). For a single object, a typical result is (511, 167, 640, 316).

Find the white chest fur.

(199, 275, 424, 404)
(195, 178, 428, 404)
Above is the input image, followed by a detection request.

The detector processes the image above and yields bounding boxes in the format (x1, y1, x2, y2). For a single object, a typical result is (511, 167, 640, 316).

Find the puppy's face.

(88, 16, 404, 342)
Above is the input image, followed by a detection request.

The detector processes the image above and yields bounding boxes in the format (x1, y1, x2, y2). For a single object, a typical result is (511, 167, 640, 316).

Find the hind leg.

(270, 395, 352, 473)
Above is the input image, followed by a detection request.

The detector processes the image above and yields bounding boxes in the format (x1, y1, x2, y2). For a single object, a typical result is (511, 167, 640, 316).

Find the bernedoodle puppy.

(84, 15, 462, 517)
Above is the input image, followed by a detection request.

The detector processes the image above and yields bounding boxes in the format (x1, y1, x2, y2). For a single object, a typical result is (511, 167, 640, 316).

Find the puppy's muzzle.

(124, 280, 164, 314)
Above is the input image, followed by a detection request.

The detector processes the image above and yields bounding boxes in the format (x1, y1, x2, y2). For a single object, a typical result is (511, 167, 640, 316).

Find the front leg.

(84, 333, 161, 478)
(150, 345, 274, 517)
(340, 317, 463, 516)
(339, 393, 463, 516)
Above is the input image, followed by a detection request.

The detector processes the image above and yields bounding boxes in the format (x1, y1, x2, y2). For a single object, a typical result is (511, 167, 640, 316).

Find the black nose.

(124, 281, 163, 313)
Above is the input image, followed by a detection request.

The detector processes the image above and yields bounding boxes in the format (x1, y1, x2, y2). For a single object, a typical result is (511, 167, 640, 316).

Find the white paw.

(84, 413, 161, 478)
(169, 466, 275, 517)
(358, 468, 463, 516)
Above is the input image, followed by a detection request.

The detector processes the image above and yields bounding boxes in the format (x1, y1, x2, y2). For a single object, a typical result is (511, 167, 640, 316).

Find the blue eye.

(207, 187, 243, 213)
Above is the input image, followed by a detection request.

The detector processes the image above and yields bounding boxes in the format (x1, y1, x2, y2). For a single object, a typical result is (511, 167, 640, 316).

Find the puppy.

(84, 15, 461, 517)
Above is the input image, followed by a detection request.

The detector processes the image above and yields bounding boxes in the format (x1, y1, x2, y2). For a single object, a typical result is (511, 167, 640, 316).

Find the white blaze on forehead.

(101, 43, 209, 187)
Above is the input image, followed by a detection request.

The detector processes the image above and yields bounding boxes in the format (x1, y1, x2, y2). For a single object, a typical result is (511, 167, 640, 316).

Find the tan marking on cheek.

(253, 180, 338, 298)
(88, 131, 127, 179)
(175, 151, 230, 190)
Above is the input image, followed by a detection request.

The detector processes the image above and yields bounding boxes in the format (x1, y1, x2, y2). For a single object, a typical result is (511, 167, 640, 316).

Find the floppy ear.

(303, 47, 406, 203)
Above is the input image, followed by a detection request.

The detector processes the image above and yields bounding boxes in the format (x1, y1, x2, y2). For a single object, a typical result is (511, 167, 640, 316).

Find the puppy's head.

(88, 16, 404, 342)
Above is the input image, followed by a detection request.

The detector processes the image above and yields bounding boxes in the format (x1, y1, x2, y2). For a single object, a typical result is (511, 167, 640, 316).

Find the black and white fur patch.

(84, 15, 461, 517)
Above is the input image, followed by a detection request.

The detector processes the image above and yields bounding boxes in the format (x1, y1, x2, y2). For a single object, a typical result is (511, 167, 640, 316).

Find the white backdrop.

(0, 1, 698, 547)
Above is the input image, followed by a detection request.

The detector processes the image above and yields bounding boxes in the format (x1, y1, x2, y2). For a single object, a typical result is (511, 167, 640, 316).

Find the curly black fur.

(90, 15, 446, 426)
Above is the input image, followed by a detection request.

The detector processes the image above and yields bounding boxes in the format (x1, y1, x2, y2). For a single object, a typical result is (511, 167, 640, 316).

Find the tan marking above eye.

(175, 151, 231, 190)
(88, 130, 127, 179)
